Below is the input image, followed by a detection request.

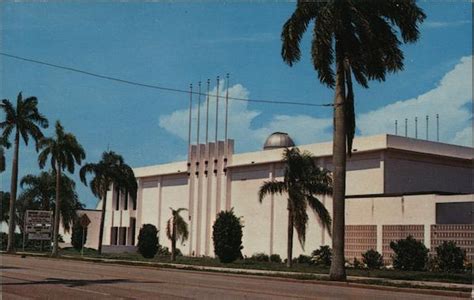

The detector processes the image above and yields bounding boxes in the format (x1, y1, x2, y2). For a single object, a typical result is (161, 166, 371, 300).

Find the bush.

(311, 245, 332, 266)
(212, 209, 243, 263)
(71, 221, 87, 250)
(296, 254, 312, 264)
(270, 254, 282, 263)
(1, 232, 23, 251)
(249, 252, 269, 262)
(353, 257, 364, 269)
(137, 224, 159, 258)
(362, 249, 383, 269)
(390, 236, 428, 271)
(435, 241, 466, 272)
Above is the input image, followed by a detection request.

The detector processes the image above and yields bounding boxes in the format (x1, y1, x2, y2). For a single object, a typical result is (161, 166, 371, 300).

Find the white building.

(87, 133, 473, 262)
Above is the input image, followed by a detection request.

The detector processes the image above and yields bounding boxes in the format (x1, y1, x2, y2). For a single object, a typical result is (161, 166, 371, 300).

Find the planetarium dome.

(263, 132, 295, 150)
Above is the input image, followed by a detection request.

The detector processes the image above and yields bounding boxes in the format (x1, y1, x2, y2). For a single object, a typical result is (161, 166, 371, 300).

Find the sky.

(0, 2, 472, 209)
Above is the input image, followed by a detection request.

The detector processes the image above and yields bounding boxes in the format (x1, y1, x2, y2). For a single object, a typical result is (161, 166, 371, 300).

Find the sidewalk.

(6, 251, 472, 296)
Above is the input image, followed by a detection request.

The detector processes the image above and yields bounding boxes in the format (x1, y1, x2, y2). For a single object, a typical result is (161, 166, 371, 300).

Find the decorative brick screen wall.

(431, 224, 474, 261)
(344, 225, 377, 261)
(382, 225, 424, 264)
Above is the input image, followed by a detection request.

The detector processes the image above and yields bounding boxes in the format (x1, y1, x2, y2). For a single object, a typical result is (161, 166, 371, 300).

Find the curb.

(3, 252, 472, 298)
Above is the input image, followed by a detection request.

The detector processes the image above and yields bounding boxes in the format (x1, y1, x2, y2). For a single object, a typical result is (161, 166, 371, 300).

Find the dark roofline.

(346, 191, 471, 199)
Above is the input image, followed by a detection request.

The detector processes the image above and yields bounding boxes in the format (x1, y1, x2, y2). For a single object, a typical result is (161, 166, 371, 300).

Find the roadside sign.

(79, 214, 91, 228)
(27, 233, 51, 240)
(25, 210, 53, 241)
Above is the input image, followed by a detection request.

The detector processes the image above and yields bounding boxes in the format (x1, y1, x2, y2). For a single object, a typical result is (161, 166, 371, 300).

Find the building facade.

(98, 134, 473, 261)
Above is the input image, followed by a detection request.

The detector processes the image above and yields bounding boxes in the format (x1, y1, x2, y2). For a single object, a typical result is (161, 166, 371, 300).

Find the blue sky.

(1, 2, 472, 208)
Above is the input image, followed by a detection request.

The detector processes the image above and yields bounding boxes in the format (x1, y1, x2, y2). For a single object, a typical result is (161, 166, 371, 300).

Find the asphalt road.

(0, 255, 463, 300)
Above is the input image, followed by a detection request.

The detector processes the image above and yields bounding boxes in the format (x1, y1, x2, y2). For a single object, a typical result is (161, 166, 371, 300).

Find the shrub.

(270, 254, 282, 263)
(137, 224, 159, 258)
(0, 232, 23, 251)
(157, 245, 170, 256)
(353, 257, 364, 269)
(390, 236, 428, 271)
(249, 252, 269, 262)
(296, 255, 312, 264)
(212, 209, 243, 263)
(435, 241, 466, 272)
(311, 245, 332, 266)
(362, 249, 383, 269)
(71, 220, 87, 250)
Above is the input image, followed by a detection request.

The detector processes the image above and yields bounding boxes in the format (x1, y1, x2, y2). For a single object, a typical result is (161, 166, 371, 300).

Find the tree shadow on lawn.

(2, 277, 163, 287)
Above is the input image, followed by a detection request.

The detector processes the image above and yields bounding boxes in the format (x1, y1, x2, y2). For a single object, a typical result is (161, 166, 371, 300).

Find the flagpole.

(224, 73, 230, 141)
(197, 82, 201, 145)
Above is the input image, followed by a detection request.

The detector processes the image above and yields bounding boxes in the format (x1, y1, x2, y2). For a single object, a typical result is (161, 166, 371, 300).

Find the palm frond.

(258, 180, 286, 203)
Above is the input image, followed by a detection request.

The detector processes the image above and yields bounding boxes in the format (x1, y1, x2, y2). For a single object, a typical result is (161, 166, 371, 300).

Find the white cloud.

(159, 83, 331, 153)
(424, 20, 471, 29)
(357, 56, 472, 146)
(160, 56, 472, 152)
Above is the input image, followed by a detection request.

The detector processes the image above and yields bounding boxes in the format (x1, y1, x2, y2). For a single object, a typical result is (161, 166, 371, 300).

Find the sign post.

(24, 210, 53, 251)
(79, 214, 91, 257)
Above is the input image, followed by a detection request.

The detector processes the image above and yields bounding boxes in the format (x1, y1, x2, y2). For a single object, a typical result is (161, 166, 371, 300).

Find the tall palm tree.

(166, 208, 189, 261)
(18, 171, 84, 232)
(281, 1, 425, 279)
(259, 147, 332, 268)
(1, 92, 49, 253)
(38, 121, 85, 256)
(80, 151, 137, 254)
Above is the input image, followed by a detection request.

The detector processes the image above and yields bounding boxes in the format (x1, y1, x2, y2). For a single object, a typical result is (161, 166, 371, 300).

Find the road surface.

(0, 255, 464, 299)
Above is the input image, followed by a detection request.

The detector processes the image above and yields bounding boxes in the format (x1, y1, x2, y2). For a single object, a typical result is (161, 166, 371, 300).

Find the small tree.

(362, 249, 383, 269)
(137, 224, 159, 259)
(213, 209, 243, 263)
(390, 236, 428, 271)
(270, 254, 282, 263)
(166, 208, 189, 261)
(71, 220, 87, 250)
(311, 245, 332, 267)
(435, 241, 466, 273)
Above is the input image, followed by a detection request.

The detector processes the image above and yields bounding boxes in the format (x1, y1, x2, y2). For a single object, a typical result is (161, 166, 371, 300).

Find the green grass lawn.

(59, 248, 472, 285)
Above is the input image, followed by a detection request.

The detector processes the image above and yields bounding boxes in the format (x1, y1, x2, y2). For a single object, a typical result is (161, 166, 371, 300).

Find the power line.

(0, 52, 333, 108)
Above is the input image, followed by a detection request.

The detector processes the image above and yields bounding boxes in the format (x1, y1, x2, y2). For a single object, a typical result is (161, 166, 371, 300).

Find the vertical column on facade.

(157, 176, 163, 233)
(135, 179, 143, 247)
(269, 163, 275, 256)
(215, 141, 224, 214)
(319, 157, 327, 246)
(196, 144, 205, 256)
(376, 224, 383, 253)
(195, 142, 211, 256)
(424, 223, 431, 250)
(224, 139, 234, 211)
(106, 184, 115, 246)
(187, 145, 197, 255)
(380, 151, 386, 194)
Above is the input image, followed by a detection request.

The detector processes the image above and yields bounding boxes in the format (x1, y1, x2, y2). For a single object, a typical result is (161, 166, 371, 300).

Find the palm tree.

(281, 1, 425, 280)
(1, 92, 49, 253)
(259, 147, 332, 268)
(0, 137, 10, 173)
(1, 192, 10, 223)
(38, 121, 85, 256)
(18, 171, 84, 232)
(166, 208, 189, 261)
(80, 151, 137, 254)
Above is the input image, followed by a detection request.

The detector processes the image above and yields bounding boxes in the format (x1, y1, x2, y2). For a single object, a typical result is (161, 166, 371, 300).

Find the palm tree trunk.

(286, 206, 293, 268)
(329, 40, 347, 281)
(98, 190, 107, 255)
(52, 165, 61, 256)
(6, 131, 20, 253)
(171, 219, 176, 261)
